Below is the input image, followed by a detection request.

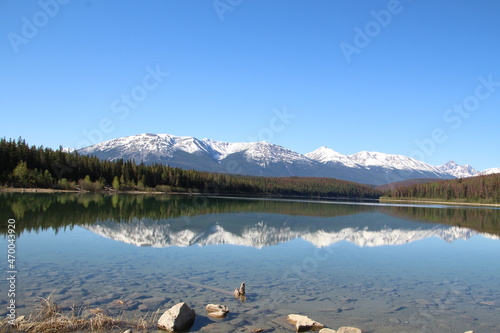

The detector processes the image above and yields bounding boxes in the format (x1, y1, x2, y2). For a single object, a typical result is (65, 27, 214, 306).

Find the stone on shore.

(158, 302, 196, 332)
(337, 327, 362, 333)
(319, 329, 336, 333)
(287, 314, 324, 332)
(206, 304, 229, 318)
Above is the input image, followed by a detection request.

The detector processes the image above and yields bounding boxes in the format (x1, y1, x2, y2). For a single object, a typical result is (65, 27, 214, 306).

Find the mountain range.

(78, 133, 499, 185)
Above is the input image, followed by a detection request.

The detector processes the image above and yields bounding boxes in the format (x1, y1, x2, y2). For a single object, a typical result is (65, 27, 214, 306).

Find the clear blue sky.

(1, 0, 499, 170)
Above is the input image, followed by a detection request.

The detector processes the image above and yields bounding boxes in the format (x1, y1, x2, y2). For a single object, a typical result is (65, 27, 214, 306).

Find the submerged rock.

(239, 282, 246, 295)
(287, 314, 324, 332)
(337, 327, 362, 333)
(107, 299, 139, 311)
(206, 303, 230, 318)
(158, 302, 196, 332)
(233, 282, 246, 298)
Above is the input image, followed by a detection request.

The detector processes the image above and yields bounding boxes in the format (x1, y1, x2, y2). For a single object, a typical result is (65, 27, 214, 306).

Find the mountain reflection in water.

(85, 213, 497, 248)
(2, 193, 499, 244)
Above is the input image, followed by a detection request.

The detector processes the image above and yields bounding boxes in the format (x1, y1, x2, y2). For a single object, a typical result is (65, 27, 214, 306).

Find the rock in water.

(337, 327, 362, 333)
(158, 302, 196, 332)
(234, 282, 246, 298)
(319, 329, 337, 333)
(206, 304, 230, 318)
(287, 314, 324, 332)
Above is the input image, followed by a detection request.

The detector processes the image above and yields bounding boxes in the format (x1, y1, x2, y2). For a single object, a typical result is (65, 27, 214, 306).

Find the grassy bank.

(0, 295, 159, 333)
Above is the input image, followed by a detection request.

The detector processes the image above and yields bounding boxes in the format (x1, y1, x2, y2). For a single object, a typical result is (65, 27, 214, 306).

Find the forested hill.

(0, 138, 381, 199)
(386, 173, 500, 204)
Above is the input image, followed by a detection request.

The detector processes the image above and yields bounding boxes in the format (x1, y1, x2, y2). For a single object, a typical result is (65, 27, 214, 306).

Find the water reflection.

(2, 193, 499, 247)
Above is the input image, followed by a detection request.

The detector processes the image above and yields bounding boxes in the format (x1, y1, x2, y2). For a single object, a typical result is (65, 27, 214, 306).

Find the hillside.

(376, 178, 446, 192)
(386, 173, 500, 204)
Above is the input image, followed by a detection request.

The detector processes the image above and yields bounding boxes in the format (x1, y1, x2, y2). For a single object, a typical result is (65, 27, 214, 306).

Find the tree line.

(0, 137, 381, 199)
(386, 173, 500, 204)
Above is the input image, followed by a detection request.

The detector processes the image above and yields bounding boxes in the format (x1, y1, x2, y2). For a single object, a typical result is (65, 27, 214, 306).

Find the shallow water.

(1, 193, 500, 332)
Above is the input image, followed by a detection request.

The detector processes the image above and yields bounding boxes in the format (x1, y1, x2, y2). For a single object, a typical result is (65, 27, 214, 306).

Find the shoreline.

(2, 187, 500, 207)
(0, 187, 379, 201)
(380, 197, 500, 208)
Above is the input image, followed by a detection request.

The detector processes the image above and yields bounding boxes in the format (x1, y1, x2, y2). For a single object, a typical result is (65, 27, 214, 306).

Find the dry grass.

(0, 295, 161, 333)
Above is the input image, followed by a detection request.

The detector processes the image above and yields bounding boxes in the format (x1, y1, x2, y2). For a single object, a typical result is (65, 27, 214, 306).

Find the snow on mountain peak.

(438, 160, 478, 178)
(305, 147, 360, 168)
(307, 147, 444, 173)
(76, 132, 497, 184)
(350, 151, 431, 170)
(306, 146, 346, 161)
(79, 133, 311, 167)
(480, 167, 500, 176)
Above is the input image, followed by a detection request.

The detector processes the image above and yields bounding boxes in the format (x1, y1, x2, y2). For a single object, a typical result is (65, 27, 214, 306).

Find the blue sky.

(1, 0, 499, 170)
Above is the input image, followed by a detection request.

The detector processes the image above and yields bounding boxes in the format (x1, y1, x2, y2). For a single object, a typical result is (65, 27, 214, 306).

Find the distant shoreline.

(0, 187, 164, 195)
(2, 187, 500, 208)
(380, 197, 500, 208)
(0, 187, 377, 202)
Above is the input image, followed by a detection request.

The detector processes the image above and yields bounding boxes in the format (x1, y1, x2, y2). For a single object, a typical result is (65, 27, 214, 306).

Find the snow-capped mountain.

(84, 217, 493, 249)
(77, 133, 495, 185)
(78, 133, 315, 177)
(306, 147, 445, 174)
(438, 160, 478, 178)
(304, 146, 452, 184)
(480, 167, 500, 176)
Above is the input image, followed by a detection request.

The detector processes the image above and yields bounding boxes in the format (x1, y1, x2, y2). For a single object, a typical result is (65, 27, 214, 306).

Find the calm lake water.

(1, 193, 500, 332)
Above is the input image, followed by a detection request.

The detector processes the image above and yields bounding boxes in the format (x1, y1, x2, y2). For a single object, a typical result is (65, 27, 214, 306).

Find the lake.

(1, 193, 500, 332)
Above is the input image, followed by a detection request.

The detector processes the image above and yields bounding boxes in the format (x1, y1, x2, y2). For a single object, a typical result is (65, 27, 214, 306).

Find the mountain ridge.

(77, 133, 498, 185)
